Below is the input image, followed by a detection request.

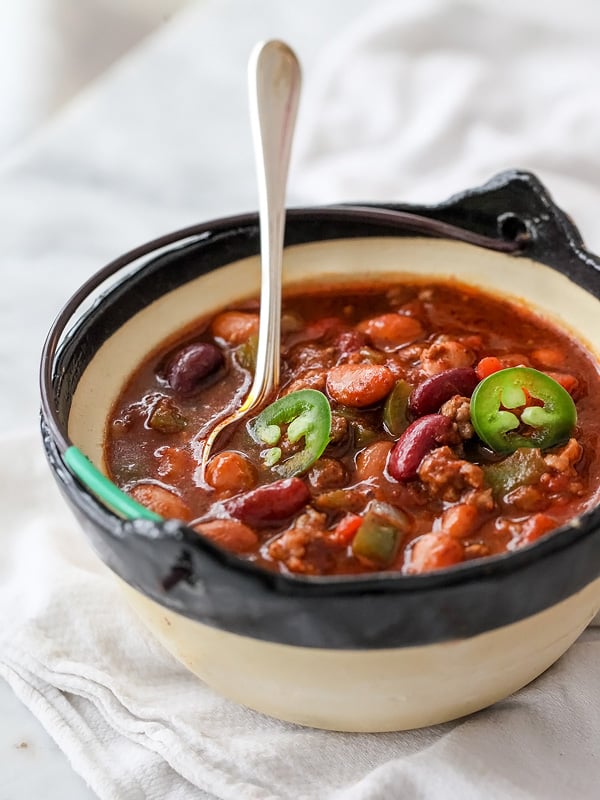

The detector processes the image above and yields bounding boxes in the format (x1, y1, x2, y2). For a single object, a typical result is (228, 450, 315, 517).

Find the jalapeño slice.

(470, 366, 576, 453)
(250, 389, 332, 476)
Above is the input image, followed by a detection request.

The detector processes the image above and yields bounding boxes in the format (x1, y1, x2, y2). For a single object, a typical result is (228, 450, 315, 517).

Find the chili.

(105, 280, 600, 577)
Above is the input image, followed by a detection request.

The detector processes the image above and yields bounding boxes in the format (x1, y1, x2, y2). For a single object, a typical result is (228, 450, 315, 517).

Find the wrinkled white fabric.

(3, 0, 600, 798)
(0, 0, 189, 155)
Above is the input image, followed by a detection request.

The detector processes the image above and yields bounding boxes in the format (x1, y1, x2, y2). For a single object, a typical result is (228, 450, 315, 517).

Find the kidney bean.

(326, 364, 395, 407)
(408, 367, 479, 417)
(387, 414, 453, 481)
(166, 342, 224, 395)
(334, 330, 369, 357)
(224, 477, 310, 527)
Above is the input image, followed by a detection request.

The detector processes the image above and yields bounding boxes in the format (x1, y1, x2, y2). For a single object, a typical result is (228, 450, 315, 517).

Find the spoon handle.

(246, 40, 301, 408)
(200, 41, 301, 473)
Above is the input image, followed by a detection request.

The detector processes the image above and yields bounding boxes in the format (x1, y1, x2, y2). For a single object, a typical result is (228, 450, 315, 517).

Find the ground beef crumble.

(420, 338, 476, 376)
(463, 487, 495, 511)
(307, 458, 347, 492)
(418, 446, 485, 502)
(283, 368, 327, 394)
(543, 437, 583, 476)
(268, 507, 328, 573)
(440, 395, 474, 441)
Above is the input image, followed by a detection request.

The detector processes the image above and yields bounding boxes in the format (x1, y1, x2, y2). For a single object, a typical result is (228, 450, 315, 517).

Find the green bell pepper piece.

(351, 501, 409, 567)
(484, 447, 547, 498)
(235, 334, 259, 372)
(383, 379, 412, 436)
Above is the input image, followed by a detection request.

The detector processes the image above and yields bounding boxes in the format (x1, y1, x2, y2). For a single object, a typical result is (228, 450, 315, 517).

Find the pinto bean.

(531, 348, 564, 368)
(440, 503, 480, 539)
(166, 343, 224, 395)
(500, 353, 531, 368)
(193, 519, 259, 554)
(408, 367, 479, 417)
(357, 313, 424, 350)
(518, 513, 556, 546)
(544, 371, 580, 398)
(224, 477, 310, 526)
(154, 445, 195, 481)
(285, 317, 344, 351)
(304, 317, 344, 341)
(406, 533, 464, 574)
(283, 369, 327, 395)
(205, 451, 256, 494)
(210, 311, 259, 345)
(355, 441, 393, 482)
(129, 483, 192, 521)
(463, 542, 491, 560)
(326, 364, 395, 407)
(387, 414, 453, 482)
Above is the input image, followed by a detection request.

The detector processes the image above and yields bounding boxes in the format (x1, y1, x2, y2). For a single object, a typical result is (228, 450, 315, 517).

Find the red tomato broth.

(104, 280, 600, 576)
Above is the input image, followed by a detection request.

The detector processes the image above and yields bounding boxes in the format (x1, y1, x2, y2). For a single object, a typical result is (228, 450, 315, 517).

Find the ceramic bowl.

(40, 170, 600, 732)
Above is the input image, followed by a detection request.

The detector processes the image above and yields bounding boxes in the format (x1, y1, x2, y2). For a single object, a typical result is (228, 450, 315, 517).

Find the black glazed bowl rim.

(40, 170, 600, 648)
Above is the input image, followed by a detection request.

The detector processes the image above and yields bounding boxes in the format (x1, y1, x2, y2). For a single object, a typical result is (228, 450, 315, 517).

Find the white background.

(2, 1, 600, 798)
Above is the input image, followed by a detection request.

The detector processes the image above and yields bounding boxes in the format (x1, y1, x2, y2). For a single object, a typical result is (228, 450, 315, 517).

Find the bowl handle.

(371, 169, 600, 294)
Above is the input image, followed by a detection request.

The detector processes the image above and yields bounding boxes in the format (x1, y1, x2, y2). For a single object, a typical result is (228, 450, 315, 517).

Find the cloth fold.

(4, 0, 600, 797)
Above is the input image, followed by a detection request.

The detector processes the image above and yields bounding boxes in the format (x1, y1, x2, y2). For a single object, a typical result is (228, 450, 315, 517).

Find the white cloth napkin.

(2, 431, 600, 799)
(4, 0, 600, 797)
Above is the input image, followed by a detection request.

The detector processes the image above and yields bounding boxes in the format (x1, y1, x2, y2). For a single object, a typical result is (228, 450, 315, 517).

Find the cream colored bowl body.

(120, 576, 600, 732)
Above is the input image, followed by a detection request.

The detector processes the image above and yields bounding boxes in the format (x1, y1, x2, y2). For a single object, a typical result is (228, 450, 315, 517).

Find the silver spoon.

(201, 40, 301, 470)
